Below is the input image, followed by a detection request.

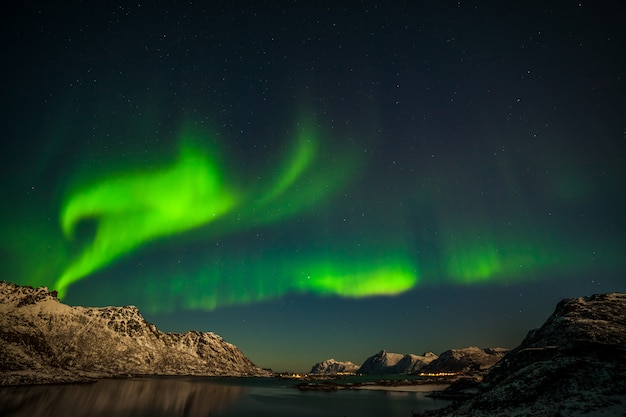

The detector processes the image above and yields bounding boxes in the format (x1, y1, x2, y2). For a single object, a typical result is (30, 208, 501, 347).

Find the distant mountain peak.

(309, 358, 360, 375)
(357, 350, 438, 375)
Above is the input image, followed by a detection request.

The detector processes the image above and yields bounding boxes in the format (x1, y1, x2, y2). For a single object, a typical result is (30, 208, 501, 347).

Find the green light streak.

(445, 243, 547, 283)
(300, 264, 417, 298)
(54, 116, 368, 300)
(440, 226, 570, 284)
(264, 127, 317, 201)
(243, 118, 361, 226)
(15, 109, 615, 311)
(56, 142, 237, 297)
(104, 249, 419, 313)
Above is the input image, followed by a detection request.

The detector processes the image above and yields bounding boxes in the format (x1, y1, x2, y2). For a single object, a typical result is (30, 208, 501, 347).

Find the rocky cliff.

(422, 292, 626, 417)
(309, 358, 360, 375)
(0, 281, 269, 385)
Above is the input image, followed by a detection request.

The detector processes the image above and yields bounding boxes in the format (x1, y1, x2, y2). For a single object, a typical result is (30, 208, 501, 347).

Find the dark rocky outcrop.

(422, 293, 626, 417)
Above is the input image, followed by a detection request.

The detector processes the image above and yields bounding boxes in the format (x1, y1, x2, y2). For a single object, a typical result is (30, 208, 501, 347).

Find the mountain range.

(311, 348, 508, 376)
(0, 281, 269, 385)
(2, 280, 625, 417)
(356, 350, 437, 374)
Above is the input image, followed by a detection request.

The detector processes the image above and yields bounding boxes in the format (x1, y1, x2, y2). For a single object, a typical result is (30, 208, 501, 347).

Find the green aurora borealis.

(58, 140, 236, 297)
(54, 117, 407, 302)
(4, 109, 621, 312)
(2, 1, 624, 371)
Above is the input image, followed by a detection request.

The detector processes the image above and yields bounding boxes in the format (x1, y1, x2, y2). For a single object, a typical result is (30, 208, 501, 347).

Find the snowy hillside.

(309, 358, 360, 374)
(422, 293, 626, 417)
(356, 347, 505, 376)
(357, 350, 438, 374)
(0, 281, 269, 385)
(419, 347, 508, 375)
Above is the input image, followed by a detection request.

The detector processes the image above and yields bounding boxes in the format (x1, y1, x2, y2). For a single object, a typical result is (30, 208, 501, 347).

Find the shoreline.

(354, 383, 450, 393)
(294, 376, 457, 392)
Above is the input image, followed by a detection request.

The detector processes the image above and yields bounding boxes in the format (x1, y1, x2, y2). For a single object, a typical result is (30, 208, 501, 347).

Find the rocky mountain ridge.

(349, 347, 507, 376)
(0, 281, 269, 385)
(357, 350, 438, 374)
(422, 292, 626, 417)
(419, 347, 508, 375)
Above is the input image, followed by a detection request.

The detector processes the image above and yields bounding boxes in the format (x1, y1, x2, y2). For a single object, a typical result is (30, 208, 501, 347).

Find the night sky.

(2, 1, 624, 372)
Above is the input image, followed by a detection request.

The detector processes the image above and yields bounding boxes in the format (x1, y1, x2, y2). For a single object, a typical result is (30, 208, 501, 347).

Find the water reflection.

(225, 387, 449, 417)
(0, 377, 243, 417)
(0, 377, 451, 417)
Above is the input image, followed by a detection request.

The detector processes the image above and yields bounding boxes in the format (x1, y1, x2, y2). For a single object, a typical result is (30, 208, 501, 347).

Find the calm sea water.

(0, 376, 452, 417)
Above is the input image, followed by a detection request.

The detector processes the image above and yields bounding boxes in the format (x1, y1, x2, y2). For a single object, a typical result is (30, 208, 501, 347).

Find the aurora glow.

(56, 141, 237, 297)
(15, 112, 626, 303)
(3, 1, 624, 373)
(125, 249, 419, 312)
(54, 119, 369, 299)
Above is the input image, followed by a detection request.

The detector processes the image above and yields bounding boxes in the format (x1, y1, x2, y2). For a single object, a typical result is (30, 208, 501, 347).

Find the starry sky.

(2, 1, 625, 372)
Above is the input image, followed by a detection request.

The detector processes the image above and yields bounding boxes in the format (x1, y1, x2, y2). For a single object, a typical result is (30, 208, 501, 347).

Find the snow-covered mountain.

(309, 358, 360, 374)
(422, 292, 626, 417)
(0, 281, 270, 385)
(356, 347, 506, 376)
(419, 347, 508, 375)
(396, 352, 439, 373)
(357, 350, 437, 374)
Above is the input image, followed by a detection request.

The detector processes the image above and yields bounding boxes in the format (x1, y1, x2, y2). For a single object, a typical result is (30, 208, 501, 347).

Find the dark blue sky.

(2, 1, 624, 372)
